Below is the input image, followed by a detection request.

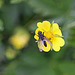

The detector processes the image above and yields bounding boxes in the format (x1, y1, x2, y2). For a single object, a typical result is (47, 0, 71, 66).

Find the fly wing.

(44, 37, 53, 50)
(38, 39, 44, 52)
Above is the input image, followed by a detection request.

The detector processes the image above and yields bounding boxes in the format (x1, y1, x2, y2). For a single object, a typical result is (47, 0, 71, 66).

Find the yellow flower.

(34, 21, 65, 52)
(9, 28, 30, 50)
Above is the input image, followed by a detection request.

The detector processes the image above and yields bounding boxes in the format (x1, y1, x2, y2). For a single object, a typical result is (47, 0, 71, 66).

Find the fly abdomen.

(43, 41, 47, 47)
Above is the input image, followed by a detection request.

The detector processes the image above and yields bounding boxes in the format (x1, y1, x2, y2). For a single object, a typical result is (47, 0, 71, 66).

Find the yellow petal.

(53, 44, 60, 52)
(43, 42, 51, 52)
(53, 29, 62, 36)
(42, 21, 51, 31)
(52, 37, 65, 51)
(35, 28, 44, 35)
(52, 23, 60, 29)
(58, 37, 65, 47)
(37, 21, 51, 31)
(52, 37, 65, 46)
(34, 35, 39, 40)
(52, 23, 62, 36)
(37, 22, 43, 28)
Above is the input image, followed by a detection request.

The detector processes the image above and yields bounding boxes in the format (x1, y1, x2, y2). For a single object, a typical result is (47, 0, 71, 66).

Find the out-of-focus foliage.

(5, 47, 17, 59)
(0, 0, 75, 75)
(0, 0, 3, 8)
(0, 20, 4, 31)
(10, 0, 24, 4)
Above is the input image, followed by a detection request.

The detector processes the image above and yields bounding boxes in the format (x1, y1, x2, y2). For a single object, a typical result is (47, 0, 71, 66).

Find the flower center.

(44, 30, 54, 41)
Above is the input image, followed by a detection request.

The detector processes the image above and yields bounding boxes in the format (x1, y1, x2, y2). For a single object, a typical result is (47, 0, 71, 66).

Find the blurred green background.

(0, 0, 75, 75)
